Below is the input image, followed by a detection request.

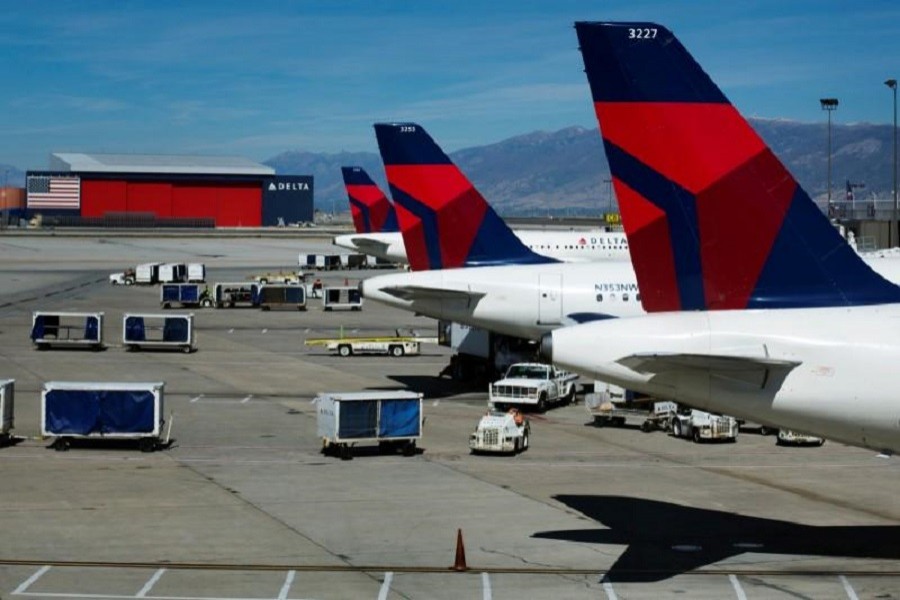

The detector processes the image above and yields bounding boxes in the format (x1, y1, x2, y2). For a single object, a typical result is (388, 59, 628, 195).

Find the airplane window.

(636, 293, 641, 301)
(623, 293, 629, 301)
(596, 293, 603, 302)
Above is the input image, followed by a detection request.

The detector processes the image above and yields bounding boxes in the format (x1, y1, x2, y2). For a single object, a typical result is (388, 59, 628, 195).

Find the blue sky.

(2, 0, 899, 170)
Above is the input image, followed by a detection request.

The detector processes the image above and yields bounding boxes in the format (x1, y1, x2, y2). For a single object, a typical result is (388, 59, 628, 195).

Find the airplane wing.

(347, 237, 390, 255)
(618, 353, 801, 389)
(381, 285, 485, 305)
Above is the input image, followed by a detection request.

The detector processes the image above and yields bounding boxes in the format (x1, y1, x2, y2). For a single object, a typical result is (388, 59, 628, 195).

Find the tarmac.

(1, 234, 899, 599)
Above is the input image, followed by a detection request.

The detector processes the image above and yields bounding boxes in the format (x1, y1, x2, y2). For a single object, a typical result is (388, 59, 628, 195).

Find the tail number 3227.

(628, 28, 657, 39)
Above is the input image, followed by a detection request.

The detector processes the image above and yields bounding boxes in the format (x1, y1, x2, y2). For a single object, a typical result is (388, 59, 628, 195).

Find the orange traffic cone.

(452, 528, 468, 571)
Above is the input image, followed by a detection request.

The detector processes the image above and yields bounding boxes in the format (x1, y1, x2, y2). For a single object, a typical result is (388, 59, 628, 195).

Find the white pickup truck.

(489, 362, 578, 412)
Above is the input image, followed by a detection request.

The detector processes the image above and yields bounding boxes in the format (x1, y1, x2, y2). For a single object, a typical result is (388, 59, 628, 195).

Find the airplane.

(362, 122, 645, 339)
(332, 136, 630, 265)
(362, 122, 900, 343)
(540, 21, 900, 453)
(333, 166, 407, 263)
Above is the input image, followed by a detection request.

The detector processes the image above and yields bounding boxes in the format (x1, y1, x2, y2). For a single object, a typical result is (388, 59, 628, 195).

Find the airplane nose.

(539, 332, 553, 363)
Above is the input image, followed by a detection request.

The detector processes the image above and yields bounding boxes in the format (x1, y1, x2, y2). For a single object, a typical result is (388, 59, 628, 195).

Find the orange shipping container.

(0, 187, 24, 210)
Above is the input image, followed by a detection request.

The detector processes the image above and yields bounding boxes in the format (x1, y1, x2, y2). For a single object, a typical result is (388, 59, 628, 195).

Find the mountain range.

(266, 119, 899, 216)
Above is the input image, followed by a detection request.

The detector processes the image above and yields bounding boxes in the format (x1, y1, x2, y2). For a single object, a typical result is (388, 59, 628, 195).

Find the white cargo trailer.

(31, 311, 104, 350)
(42, 381, 167, 452)
(123, 313, 195, 352)
(316, 390, 423, 460)
(0, 379, 14, 446)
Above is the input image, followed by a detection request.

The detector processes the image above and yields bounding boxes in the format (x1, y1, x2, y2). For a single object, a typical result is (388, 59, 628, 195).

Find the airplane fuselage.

(544, 305, 900, 454)
(362, 261, 644, 340)
(334, 229, 629, 264)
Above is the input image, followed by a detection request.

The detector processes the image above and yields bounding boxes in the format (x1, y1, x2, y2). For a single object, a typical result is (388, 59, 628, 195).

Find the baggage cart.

(316, 391, 423, 460)
(123, 313, 195, 352)
(0, 379, 13, 446)
(258, 284, 307, 310)
(41, 381, 167, 452)
(323, 286, 363, 311)
(160, 283, 211, 308)
(31, 311, 104, 350)
(213, 282, 260, 308)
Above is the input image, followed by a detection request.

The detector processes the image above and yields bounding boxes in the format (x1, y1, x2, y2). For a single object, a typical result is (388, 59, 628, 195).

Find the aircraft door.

(538, 273, 563, 325)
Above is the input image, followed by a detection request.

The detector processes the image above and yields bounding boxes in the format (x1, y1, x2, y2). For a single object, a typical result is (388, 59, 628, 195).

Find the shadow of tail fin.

(373, 122, 556, 271)
(576, 21, 900, 310)
(341, 166, 399, 234)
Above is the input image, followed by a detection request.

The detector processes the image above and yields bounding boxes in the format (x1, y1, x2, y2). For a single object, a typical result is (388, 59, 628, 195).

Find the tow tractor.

(305, 328, 437, 357)
(469, 408, 530, 454)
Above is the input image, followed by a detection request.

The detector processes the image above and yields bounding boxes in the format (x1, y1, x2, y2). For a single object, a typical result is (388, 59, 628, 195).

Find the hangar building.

(25, 153, 313, 227)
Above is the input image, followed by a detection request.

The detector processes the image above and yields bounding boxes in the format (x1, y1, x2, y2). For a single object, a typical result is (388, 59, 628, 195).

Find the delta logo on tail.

(373, 123, 555, 270)
(341, 166, 399, 234)
(575, 21, 900, 311)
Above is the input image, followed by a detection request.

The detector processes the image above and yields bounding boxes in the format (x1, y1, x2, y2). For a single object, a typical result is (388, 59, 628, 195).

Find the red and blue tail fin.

(576, 21, 900, 310)
(341, 166, 399, 234)
(373, 122, 556, 271)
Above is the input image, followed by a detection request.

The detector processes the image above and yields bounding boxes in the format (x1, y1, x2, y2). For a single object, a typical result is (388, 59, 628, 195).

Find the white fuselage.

(362, 261, 644, 340)
(546, 305, 900, 453)
(333, 229, 629, 264)
(363, 253, 900, 343)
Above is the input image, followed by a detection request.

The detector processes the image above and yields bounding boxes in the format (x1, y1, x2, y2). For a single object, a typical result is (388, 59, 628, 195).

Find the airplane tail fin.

(341, 166, 399, 234)
(373, 123, 555, 270)
(576, 21, 900, 310)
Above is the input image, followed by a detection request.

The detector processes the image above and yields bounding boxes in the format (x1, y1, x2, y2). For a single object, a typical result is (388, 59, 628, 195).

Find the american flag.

(27, 176, 81, 209)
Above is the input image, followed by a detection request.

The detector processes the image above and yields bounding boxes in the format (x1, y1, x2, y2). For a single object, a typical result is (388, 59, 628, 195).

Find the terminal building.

(25, 153, 313, 227)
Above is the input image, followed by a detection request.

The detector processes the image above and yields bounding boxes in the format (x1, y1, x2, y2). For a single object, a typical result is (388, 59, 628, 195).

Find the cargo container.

(316, 390, 423, 459)
(135, 263, 161, 284)
(258, 284, 307, 311)
(160, 283, 211, 308)
(212, 282, 260, 308)
(31, 311, 104, 350)
(301, 253, 342, 270)
(41, 381, 167, 452)
(187, 263, 206, 283)
(0, 379, 14, 446)
(158, 263, 186, 283)
(123, 314, 195, 352)
(323, 286, 363, 311)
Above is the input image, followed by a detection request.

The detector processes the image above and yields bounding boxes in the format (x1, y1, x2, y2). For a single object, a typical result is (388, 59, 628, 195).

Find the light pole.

(820, 98, 839, 209)
(886, 79, 897, 247)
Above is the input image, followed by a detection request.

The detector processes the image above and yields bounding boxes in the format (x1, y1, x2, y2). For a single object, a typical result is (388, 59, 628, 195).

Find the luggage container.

(135, 262, 161, 284)
(212, 282, 260, 308)
(301, 254, 342, 270)
(187, 263, 206, 283)
(258, 284, 307, 311)
(123, 313, 195, 352)
(31, 311, 104, 350)
(323, 286, 363, 311)
(160, 283, 211, 308)
(0, 379, 14, 446)
(316, 390, 423, 460)
(41, 381, 167, 452)
(158, 263, 186, 283)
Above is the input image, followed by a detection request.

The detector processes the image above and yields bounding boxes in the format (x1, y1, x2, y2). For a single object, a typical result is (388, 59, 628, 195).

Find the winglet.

(374, 123, 556, 270)
(576, 21, 900, 310)
(341, 166, 399, 234)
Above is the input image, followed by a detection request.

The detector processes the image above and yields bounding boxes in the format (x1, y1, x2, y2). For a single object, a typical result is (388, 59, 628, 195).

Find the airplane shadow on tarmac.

(533, 495, 900, 582)
(385, 375, 487, 399)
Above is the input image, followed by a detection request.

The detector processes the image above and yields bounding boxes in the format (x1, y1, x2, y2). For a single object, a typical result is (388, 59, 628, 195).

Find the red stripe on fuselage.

(596, 102, 766, 195)
(616, 179, 681, 312)
(697, 148, 796, 309)
(385, 165, 486, 269)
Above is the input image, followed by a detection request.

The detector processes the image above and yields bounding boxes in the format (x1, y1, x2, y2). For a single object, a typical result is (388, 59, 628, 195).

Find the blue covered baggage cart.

(316, 390, 423, 459)
(31, 311, 104, 350)
(123, 313, 195, 352)
(322, 286, 363, 311)
(160, 283, 211, 308)
(41, 381, 167, 452)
